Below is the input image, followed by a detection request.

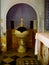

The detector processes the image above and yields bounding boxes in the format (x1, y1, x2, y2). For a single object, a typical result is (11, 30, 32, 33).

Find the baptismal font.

(15, 18, 28, 53)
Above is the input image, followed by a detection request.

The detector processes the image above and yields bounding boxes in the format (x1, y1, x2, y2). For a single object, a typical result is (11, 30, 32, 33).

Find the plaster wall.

(0, 0, 1, 19)
(0, 0, 45, 54)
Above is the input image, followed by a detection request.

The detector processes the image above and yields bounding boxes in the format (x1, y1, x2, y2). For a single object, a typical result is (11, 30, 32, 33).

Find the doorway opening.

(6, 3, 37, 53)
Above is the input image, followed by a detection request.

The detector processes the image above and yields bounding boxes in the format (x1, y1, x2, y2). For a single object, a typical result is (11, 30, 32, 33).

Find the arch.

(6, 3, 40, 31)
(6, 3, 38, 51)
(6, 2, 39, 18)
(6, 3, 38, 17)
(6, 3, 37, 29)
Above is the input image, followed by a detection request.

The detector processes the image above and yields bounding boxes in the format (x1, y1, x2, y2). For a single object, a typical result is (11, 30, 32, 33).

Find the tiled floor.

(0, 49, 41, 65)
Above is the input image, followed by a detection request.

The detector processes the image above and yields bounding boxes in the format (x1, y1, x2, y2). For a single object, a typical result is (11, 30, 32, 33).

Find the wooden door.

(7, 21, 14, 51)
(7, 29, 12, 51)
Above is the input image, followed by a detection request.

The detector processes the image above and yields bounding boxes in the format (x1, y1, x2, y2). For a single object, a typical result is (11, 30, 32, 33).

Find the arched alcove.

(6, 3, 37, 51)
(6, 3, 37, 29)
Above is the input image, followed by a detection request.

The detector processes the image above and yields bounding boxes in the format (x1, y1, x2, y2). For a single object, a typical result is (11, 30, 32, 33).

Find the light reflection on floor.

(0, 49, 41, 65)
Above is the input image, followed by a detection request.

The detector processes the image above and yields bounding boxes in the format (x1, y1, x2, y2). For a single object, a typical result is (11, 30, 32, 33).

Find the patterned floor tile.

(2, 57, 14, 64)
(16, 58, 40, 65)
(4, 64, 10, 65)
(0, 50, 41, 65)
(23, 55, 32, 58)
(11, 55, 19, 60)
(9, 60, 16, 65)
(3, 56, 8, 59)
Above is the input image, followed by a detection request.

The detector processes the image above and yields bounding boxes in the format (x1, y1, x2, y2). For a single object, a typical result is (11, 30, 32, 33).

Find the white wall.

(1, 0, 45, 34)
(0, 0, 1, 18)
(0, 0, 45, 54)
